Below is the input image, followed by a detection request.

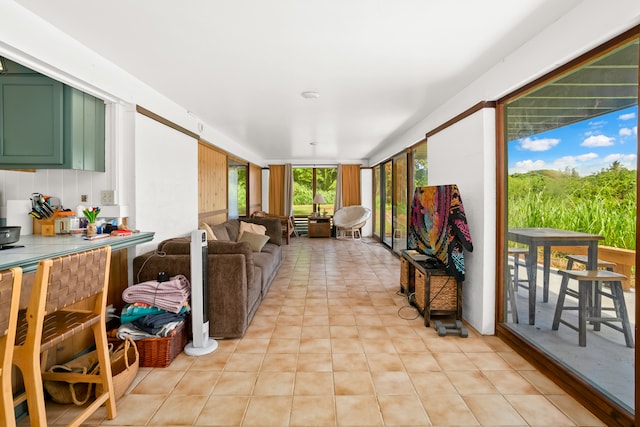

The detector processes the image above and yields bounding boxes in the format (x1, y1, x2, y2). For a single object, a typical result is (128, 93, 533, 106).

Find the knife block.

(33, 217, 55, 236)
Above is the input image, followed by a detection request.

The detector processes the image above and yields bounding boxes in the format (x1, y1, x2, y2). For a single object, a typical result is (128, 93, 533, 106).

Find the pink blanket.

(122, 275, 190, 313)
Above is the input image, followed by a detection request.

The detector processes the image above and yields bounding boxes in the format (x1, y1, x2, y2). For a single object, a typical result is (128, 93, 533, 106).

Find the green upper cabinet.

(0, 75, 64, 165)
(0, 74, 105, 171)
(63, 86, 105, 171)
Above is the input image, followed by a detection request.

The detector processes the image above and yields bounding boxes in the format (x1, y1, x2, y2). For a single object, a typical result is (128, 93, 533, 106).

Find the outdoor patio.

(505, 261, 635, 411)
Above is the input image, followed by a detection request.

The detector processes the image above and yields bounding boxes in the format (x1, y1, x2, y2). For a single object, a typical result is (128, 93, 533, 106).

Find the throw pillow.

(199, 222, 217, 240)
(211, 224, 230, 241)
(239, 221, 267, 240)
(238, 231, 270, 252)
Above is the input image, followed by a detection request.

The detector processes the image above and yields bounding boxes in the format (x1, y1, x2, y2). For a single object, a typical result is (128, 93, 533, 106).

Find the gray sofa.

(133, 217, 283, 338)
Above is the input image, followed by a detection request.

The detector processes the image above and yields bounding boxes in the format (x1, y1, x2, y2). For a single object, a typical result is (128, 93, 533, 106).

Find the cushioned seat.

(333, 206, 371, 239)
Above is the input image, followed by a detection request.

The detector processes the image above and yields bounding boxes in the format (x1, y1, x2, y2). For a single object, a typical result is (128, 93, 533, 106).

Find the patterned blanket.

(408, 184, 473, 282)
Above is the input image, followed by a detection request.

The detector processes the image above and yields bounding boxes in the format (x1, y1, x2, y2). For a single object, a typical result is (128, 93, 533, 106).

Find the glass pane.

(383, 161, 393, 246)
(315, 167, 337, 216)
(412, 141, 428, 190)
(393, 153, 407, 254)
(228, 160, 247, 218)
(503, 38, 638, 413)
(293, 167, 313, 216)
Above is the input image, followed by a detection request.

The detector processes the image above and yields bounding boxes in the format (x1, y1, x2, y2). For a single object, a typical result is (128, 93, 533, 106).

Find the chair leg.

(552, 272, 570, 330)
(609, 281, 634, 348)
(578, 280, 591, 347)
(507, 271, 518, 324)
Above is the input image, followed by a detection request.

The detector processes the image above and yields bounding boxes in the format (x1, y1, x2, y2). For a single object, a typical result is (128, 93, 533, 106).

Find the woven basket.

(43, 350, 99, 405)
(97, 336, 139, 400)
(136, 320, 187, 368)
(400, 257, 410, 292)
(415, 270, 457, 311)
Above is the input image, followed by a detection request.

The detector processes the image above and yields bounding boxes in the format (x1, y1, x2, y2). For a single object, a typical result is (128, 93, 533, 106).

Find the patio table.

(507, 227, 603, 325)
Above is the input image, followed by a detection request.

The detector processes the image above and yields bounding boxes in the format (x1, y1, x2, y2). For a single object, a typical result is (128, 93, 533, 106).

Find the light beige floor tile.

(366, 352, 405, 371)
(299, 337, 332, 353)
(432, 352, 477, 371)
(362, 338, 397, 353)
(197, 395, 250, 426)
(189, 350, 232, 371)
(303, 315, 330, 325)
(130, 369, 184, 395)
(447, 370, 499, 395)
(411, 371, 459, 398)
(507, 394, 576, 425)
(294, 371, 335, 395)
(272, 324, 302, 339)
(335, 395, 383, 426)
(148, 394, 208, 425)
(212, 372, 258, 396)
(333, 371, 375, 395)
(224, 353, 264, 372)
(467, 351, 515, 371)
(391, 337, 428, 352)
(329, 314, 357, 326)
(235, 338, 270, 353)
(99, 394, 165, 425)
(291, 395, 336, 426)
(297, 352, 333, 371)
(463, 394, 526, 425)
(400, 352, 441, 372)
(242, 396, 292, 426)
(330, 325, 359, 337)
(267, 337, 301, 353)
(280, 305, 306, 316)
(519, 369, 567, 394)
(422, 393, 479, 426)
(546, 394, 606, 426)
(498, 350, 536, 370)
(378, 394, 430, 426)
(358, 325, 391, 339)
(331, 337, 364, 353)
(254, 371, 295, 395)
(483, 370, 539, 395)
(423, 337, 463, 353)
(332, 352, 370, 371)
(261, 353, 298, 372)
(173, 369, 220, 395)
(371, 371, 415, 395)
(301, 324, 331, 338)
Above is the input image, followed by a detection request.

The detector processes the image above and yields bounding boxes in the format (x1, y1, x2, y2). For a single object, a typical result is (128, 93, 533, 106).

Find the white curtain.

(334, 164, 343, 213)
(284, 163, 293, 217)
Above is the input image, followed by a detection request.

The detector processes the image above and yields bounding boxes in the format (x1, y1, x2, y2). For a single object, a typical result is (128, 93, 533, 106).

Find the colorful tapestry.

(407, 184, 473, 282)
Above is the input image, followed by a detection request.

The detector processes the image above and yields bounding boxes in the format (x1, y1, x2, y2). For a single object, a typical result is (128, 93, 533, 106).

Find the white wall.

(427, 109, 496, 334)
(133, 114, 198, 254)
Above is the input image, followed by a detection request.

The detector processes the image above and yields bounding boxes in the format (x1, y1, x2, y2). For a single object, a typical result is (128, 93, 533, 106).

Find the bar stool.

(552, 269, 634, 348)
(0, 268, 22, 427)
(13, 246, 116, 427)
(508, 247, 529, 293)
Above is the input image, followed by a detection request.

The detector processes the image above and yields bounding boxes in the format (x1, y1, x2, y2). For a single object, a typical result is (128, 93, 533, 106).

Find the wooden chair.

(251, 211, 297, 244)
(13, 246, 116, 427)
(0, 268, 22, 427)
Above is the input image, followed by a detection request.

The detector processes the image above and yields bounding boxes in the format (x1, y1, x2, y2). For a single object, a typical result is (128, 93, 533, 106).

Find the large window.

(373, 165, 381, 238)
(500, 35, 638, 419)
(392, 152, 407, 254)
(292, 167, 337, 216)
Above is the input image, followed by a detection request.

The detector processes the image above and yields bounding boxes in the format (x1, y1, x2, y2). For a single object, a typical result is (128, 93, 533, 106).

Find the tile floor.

(21, 237, 605, 426)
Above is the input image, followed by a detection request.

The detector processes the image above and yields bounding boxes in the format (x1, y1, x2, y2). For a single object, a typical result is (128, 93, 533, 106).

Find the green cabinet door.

(63, 86, 105, 171)
(0, 75, 64, 165)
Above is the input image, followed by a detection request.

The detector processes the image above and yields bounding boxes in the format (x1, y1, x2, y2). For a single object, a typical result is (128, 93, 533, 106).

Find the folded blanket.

(116, 320, 184, 340)
(120, 303, 190, 324)
(133, 312, 188, 335)
(122, 275, 191, 313)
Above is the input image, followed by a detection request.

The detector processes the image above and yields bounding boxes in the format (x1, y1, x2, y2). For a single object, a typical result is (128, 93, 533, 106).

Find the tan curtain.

(269, 164, 285, 216)
(341, 164, 361, 206)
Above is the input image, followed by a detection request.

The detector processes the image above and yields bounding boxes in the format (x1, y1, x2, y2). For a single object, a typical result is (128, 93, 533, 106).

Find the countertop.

(0, 231, 155, 273)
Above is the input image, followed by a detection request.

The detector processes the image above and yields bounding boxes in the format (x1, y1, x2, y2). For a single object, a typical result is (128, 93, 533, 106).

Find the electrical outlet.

(81, 195, 88, 202)
(100, 190, 115, 205)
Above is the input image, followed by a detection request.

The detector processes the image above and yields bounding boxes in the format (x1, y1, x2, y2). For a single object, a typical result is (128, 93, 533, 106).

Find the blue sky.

(508, 105, 638, 176)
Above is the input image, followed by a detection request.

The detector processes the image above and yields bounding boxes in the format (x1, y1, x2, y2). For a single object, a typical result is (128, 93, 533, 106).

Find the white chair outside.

(333, 206, 371, 239)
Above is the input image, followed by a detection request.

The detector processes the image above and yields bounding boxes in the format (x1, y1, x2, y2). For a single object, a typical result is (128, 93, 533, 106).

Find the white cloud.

(603, 153, 637, 164)
(553, 153, 598, 167)
(619, 128, 633, 137)
(581, 134, 614, 147)
(619, 112, 636, 121)
(511, 159, 545, 173)
(519, 137, 559, 152)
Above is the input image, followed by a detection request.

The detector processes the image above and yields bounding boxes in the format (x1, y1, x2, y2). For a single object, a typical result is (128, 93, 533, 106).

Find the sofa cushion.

(239, 231, 270, 252)
(212, 224, 231, 241)
(239, 221, 267, 239)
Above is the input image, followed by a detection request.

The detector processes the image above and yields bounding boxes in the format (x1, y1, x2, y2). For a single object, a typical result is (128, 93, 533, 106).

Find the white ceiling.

(15, 0, 581, 163)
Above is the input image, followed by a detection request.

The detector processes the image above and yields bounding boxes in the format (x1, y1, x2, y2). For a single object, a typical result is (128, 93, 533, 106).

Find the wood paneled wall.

(198, 141, 228, 225)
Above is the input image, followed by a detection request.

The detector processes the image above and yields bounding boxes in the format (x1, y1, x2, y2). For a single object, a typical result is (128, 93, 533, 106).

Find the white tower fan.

(184, 229, 218, 356)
